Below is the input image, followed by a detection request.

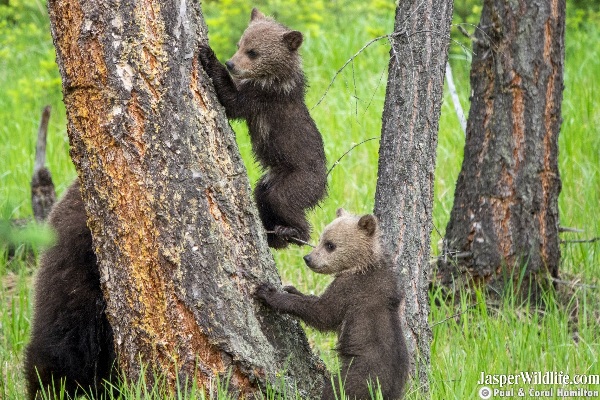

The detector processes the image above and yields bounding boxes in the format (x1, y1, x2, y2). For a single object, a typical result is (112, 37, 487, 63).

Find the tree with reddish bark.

(439, 0, 565, 296)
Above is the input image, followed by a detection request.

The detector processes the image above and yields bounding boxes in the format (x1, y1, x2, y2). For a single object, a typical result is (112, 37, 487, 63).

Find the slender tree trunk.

(374, 0, 454, 394)
(47, 0, 324, 397)
(439, 0, 565, 296)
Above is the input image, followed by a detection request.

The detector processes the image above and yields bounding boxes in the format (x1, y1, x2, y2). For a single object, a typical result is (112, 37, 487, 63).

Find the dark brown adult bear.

(255, 209, 409, 399)
(24, 181, 116, 400)
(199, 8, 327, 249)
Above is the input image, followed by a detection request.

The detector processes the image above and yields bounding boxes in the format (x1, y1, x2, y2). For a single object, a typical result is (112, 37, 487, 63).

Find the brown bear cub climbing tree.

(199, 8, 327, 249)
(256, 209, 409, 399)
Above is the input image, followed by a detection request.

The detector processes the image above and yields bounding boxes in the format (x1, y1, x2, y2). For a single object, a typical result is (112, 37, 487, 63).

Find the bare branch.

(559, 226, 584, 233)
(430, 301, 484, 328)
(560, 237, 600, 244)
(311, 33, 396, 110)
(265, 231, 316, 248)
(34, 105, 51, 173)
(327, 137, 378, 177)
(429, 251, 472, 265)
(551, 277, 598, 289)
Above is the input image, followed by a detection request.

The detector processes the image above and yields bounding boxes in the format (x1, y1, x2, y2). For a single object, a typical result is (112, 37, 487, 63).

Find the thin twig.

(430, 301, 484, 328)
(265, 231, 316, 248)
(361, 64, 387, 117)
(326, 137, 378, 177)
(351, 61, 358, 119)
(457, 25, 471, 39)
(452, 22, 497, 50)
(560, 237, 600, 244)
(312, 20, 481, 112)
(559, 226, 584, 233)
(311, 31, 405, 110)
(551, 277, 598, 289)
(431, 222, 444, 240)
(429, 251, 472, 265)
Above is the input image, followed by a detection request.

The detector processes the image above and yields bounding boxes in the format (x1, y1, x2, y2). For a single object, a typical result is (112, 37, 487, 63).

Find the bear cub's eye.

(325, 241, 336, 252)
(246, 49, 259, 59)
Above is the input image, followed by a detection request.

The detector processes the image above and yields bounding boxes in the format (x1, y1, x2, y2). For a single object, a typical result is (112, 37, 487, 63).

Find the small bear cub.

(255, 209, 409, 399)
(199, 8, 327, 249)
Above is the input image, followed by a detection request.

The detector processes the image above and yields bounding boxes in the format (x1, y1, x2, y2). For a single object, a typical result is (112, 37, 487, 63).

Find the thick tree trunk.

(374, 0, 453, 394)
(47, 0, 324, 397)
(438, 0, 565, 295)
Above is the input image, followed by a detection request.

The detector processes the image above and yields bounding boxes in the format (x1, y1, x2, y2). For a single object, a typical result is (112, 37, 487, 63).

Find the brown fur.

(24, 181, 116, 399)
(255, 209, 409, 399)
(199, 8, 327, 249)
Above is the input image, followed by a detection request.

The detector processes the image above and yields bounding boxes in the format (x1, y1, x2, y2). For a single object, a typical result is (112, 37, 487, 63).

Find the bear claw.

(283, 285, 302, 296)
(254, 283, 276, 302)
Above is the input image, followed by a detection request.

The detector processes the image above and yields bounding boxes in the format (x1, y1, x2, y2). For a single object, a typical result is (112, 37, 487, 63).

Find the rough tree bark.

(438, 0, 565, 295)
(47, 0, 324, 397)
(374, 0, 454, 394)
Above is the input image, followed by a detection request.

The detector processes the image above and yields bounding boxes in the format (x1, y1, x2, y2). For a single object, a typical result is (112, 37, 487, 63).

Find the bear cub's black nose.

(303, 254, 311, 265)
(225, 61, 234, 71)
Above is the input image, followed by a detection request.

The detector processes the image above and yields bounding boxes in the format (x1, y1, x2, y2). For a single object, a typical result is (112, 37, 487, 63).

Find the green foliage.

(0, 254, 31, 398)
(202, 0, 392, 59)
(203, 0, 326, 59)
(0, 0, 61, 106)
(0, 202, 54, 268)
(567, 6, 600, 31)
(0, 218, 54, 254)
(0, 0, 74, 219)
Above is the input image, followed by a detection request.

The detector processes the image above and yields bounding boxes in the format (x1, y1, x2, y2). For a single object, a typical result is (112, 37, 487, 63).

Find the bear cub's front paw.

(254, 283, 277, 304)
(198, 44, 217, 68)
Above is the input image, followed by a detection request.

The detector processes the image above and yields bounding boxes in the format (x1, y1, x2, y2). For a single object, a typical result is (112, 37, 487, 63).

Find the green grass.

(1, 0, 599, 399)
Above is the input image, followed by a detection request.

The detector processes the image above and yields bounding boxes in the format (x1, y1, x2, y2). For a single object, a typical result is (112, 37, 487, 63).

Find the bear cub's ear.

(251, 8, 266, 22)
(336, 207, 350, 218)
(283, 31, 303, 51)
(358, 214, 378, 237)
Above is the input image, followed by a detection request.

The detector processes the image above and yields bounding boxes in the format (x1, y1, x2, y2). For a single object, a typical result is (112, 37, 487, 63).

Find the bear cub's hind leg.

(254, 174, 312, 248)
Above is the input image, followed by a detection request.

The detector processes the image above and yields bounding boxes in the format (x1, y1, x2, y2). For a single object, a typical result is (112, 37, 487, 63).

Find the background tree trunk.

(31, 105, 55, 223)
(47, 0, 324, 397)
(438, 0, 565, 296)
(374, 0, 454, 394)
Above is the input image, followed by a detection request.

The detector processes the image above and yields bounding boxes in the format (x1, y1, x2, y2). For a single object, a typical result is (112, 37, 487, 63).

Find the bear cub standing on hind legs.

(199, 8, 327, 249)
(255, 209, 409, 400)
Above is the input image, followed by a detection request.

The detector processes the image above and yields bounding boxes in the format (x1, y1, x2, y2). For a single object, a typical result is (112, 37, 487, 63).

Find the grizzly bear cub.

(24, 181, 116, 400)
(255, 209, 409, 399)
(199, 8, 327, 249)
